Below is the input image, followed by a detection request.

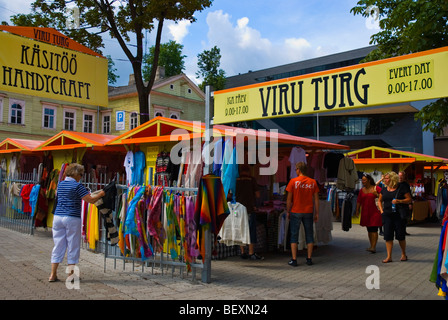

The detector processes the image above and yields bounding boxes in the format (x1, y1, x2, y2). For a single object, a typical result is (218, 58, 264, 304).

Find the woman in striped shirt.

(48, 163, 105, 283)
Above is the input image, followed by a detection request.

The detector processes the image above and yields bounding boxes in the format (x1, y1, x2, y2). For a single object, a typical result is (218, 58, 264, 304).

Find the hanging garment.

(136, 199, 153, 261)
(146, 186, 166, 253)
(289, 147, 307, 179)
(185, 148, 203, 189)
(28, 185, 40, 217)
(124, 186, 145, 237)
(212, 137, 225, 176)
(186, 195, 199, 259)
(165, 192, 180, 259)
(118, 193, 128, 256)
(87, 203, 99, 250)
(178, 194, 193, 272)
(324, 152, 344, 179)
(276, 156, 290, 184)
(132, 150, 146, 185)
(337, 157, 358, 190)
(218, 202, 250, 246)
(123, 151, 134, 185)
(92, 181, 119, 245)
(430, 221, 448, 298)
(20, 184, 34, 213)
(194, 174, 230, 262)
(45, 169, 59, 199)
(222, 146, 239, 200)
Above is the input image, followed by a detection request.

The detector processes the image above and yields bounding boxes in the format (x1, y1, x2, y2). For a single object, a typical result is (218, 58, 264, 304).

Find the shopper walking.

(377, 171, 412, 263)
(286, 162, 319, 266)
(48, 163, 105, 282)
(355, 174, 382, 253)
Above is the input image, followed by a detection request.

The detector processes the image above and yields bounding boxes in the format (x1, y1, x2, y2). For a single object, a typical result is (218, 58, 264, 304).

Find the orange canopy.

(34, 131, 123, 152)
(0, 138, 44, 154)
(107, 116, 350, 150)
(347, 146, 448, 166)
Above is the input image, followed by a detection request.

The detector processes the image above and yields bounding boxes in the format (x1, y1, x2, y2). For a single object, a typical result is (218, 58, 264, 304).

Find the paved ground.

(0, 220, 444, 310)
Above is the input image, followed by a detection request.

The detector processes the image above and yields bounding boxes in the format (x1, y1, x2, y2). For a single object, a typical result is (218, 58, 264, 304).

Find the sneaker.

(240, 253, 248, 259)
(250, 253, 264, 260)
(288, 259, 298, 267)
(306, 258, 313, 265)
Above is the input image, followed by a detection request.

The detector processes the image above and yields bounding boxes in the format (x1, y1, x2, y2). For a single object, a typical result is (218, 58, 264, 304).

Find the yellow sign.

(0, 30, 108, 107)
(213, 47, 448, 124)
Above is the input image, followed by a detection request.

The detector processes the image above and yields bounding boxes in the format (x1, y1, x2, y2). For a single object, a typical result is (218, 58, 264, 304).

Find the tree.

(351, 0, 448, 135)
(143, 40, 186, 81)
(196, 46, 226, 91)
(107, 55, 120, 85)
(7, 0, 213, 124)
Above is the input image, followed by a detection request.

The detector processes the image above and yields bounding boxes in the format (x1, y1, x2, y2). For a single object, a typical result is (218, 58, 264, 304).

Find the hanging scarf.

(136, 200, 153, 261)
(124, 186, 145, 237)
(146, 186, 165, 253)
(186, 195, 199, 258)
(118, 192, 127, 256)
(194, 174, 229, 262)
(165, 191, 180, 260)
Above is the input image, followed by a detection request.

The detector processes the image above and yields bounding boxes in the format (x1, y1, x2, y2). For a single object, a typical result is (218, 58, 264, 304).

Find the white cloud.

(204, 10, 327, 77)
(167, 20, 191, 44)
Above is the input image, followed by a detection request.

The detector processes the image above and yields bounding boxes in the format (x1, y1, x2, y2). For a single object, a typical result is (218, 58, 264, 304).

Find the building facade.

(0, 27, 108, 143)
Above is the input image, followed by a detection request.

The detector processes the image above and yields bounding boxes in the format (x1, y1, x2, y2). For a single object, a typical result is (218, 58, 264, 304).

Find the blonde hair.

(385, 171, 399, 188)
(65, 163, 85, 178)
(295, 161, 307, 174)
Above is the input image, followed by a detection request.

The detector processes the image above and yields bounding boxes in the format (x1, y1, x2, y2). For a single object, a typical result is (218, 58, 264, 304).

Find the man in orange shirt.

(286, 161, 319, 266)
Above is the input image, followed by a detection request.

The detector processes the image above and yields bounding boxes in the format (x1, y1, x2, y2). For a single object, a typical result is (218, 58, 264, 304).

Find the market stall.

(0, 138, 44, 178)
(31, 131, 125, 228)
(106, 116, 350, 258)
(347, 146, 448, 222)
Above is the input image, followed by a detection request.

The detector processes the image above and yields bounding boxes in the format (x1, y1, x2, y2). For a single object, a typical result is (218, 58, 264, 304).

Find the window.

(9, 99, 25, 125)
(63, 109, 76, 131)
(169, 112, 180, 120)
(170, 84, 174, 90)
(130, 112, 138, 130)
(187, 88, 192, 94)
(154, 109, 165, 118)
(83, 112, 94, 133)
(102, 113, 111, 134)
(42, 105, 57, 129)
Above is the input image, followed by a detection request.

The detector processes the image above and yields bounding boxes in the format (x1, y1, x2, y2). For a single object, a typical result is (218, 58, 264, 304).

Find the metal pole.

(202, 85, 212, 283)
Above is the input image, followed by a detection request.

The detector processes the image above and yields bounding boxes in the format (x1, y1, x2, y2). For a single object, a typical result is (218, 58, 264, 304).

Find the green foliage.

(196, 46, 226, 91)
(351, 0, 448, 135)
(414, 98, 448, 136)
(107, 55, 120, 85)
(143, 40, 186, 81)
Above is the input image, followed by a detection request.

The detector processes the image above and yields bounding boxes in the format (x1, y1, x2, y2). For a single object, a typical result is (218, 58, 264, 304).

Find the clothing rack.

(101, 184, 207, 283)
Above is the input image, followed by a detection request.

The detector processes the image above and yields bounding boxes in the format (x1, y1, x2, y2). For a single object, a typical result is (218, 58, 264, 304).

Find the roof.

(0, 138, 44, 154)
(0, 26, 104, 58)
(34, 131, 123, 152)
(346, 146, 448, 165)
(108, 73, 205, 100)
(107, 116, 349, 150)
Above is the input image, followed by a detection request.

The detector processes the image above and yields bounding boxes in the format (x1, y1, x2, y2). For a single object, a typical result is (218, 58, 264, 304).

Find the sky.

(0, 0, 380, 87)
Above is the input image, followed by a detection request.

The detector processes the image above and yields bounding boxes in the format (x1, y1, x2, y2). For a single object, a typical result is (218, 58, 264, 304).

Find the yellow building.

(0, 26, 109, 143)
(107, 70, 206, 135)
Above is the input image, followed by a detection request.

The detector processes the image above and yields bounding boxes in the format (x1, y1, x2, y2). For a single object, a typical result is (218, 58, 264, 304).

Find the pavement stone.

(0, 220, 445, 306)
